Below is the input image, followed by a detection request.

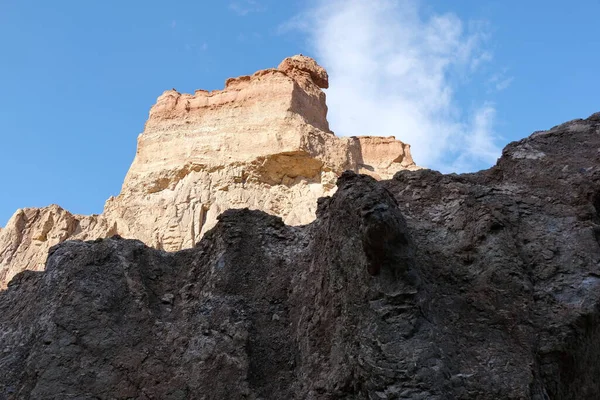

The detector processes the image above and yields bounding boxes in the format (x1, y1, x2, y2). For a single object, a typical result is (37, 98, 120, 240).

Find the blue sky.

(1, 0, 599, 226)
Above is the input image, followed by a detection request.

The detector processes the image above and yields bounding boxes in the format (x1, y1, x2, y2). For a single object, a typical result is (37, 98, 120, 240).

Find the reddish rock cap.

(277, 55, 329, 89)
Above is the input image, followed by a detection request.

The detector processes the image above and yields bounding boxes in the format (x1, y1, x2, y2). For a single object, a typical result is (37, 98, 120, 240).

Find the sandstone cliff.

(1, 113, 599, 399)
(0, 55, 418, 288)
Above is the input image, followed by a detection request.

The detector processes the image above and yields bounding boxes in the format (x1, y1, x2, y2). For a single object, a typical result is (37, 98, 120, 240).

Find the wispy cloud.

(489, 70, 514, 92)
(229, 1, 266, 16)
(470, 51, 493, 72)
(450, 103, 500, 171)
(283, 0, 504, 172)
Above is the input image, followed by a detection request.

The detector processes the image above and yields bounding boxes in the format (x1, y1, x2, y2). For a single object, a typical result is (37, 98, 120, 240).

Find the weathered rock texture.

(1, 113, 599, 399)
(0, 55, 418, 289)
(0, 206, 114, 289)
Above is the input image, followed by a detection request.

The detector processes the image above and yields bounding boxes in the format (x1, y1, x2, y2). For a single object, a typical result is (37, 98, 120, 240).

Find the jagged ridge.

(1, 112, 599, 398)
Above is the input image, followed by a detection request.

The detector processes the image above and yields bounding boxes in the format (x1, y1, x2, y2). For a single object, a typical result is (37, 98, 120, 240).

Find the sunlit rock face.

(0, 205, 113, 288)
(0, 55, 418, 288)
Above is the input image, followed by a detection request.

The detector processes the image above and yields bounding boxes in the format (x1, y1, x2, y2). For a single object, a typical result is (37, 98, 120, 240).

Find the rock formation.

(0, 206, 113, 292)
(1, 112, 599, 399)
(0, 55, 418, 289)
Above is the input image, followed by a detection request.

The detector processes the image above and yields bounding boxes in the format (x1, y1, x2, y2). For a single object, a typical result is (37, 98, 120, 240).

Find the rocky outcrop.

(0, 55, 418, 289)
(1, 112, 599, 399)
(0, 206, 113, 287)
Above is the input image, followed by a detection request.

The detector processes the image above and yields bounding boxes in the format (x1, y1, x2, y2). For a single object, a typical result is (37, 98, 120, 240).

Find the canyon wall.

(1, 113, 599, 398)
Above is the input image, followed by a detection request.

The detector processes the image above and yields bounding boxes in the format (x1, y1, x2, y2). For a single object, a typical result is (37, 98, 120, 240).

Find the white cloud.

(450, 104, 501, 171)
(229, 1, 266, 16)
(285, 0, 503, 172)
(489, 70, 514, 92)
(470, 51, 493, 72)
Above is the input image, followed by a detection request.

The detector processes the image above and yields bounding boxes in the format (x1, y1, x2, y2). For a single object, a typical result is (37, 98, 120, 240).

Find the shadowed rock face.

(1, 113, 599, 399)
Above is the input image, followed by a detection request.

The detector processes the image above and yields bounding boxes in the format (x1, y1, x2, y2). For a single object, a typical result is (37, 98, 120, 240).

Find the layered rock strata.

(1, 112, 599, 398)
(0, 55, 418, 288)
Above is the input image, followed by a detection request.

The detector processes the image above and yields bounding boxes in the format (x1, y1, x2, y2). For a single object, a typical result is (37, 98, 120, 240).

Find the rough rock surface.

(0, 206, 113, 287)
(0, 55, 418, 289)
(1, 113, 599, 399)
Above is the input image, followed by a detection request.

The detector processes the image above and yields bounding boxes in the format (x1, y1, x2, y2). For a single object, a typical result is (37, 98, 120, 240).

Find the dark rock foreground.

(1, 113, 600, 399)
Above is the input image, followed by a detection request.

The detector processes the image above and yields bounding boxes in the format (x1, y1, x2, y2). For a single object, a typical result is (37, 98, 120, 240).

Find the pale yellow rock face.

(0, 205, 113, 286)
(0, 55, 419, 288)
